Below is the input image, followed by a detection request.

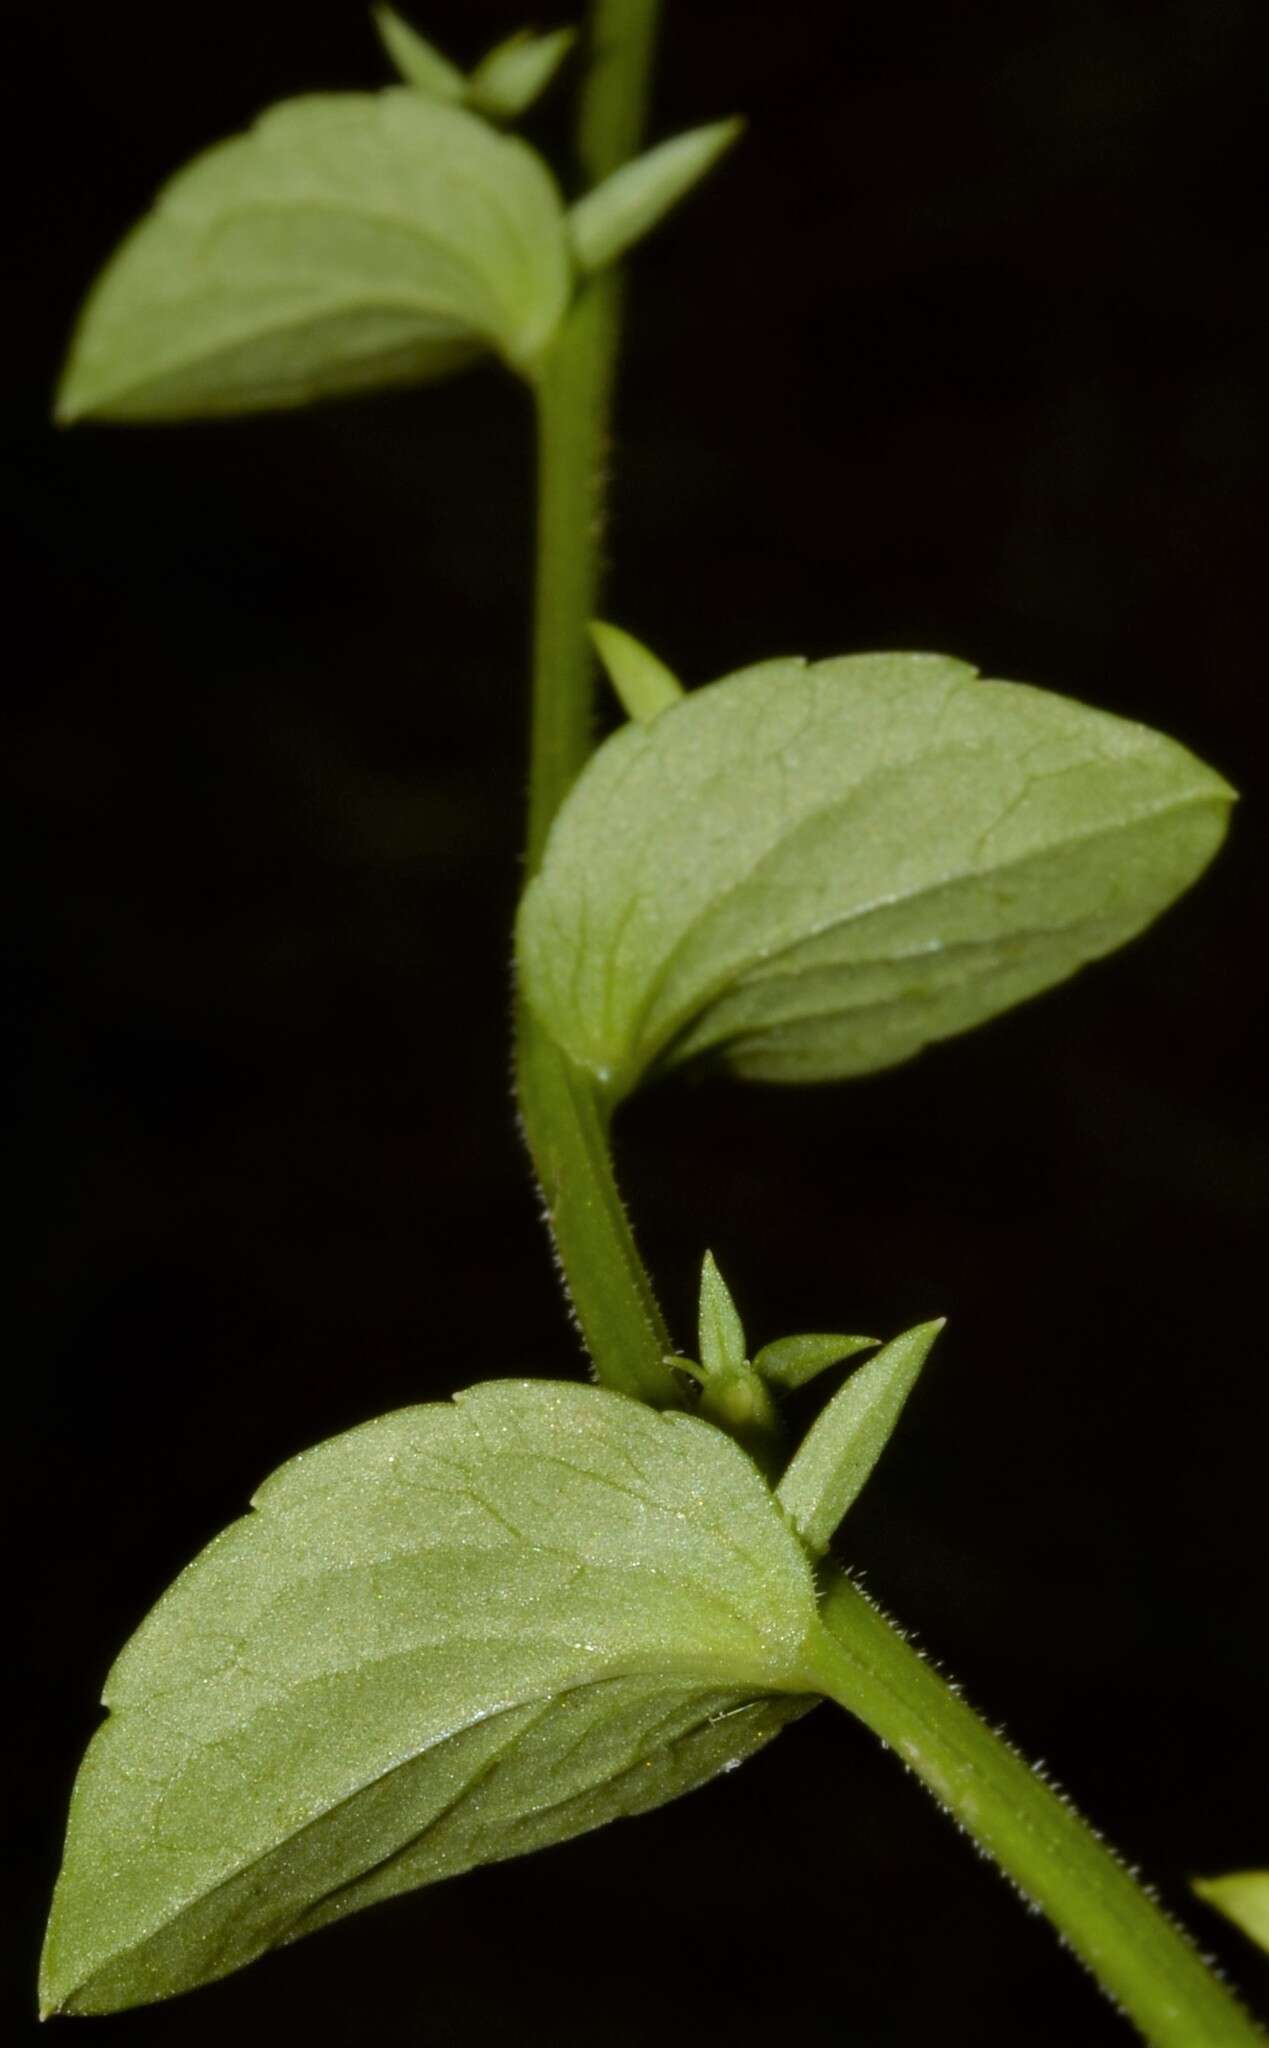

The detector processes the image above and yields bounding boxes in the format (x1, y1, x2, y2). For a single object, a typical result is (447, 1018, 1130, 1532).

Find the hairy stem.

(523, 0, 661, 864)
(805, 1571, 1265, 2048)
(516, 1021, 673, 1403)
(578, 0, 662, 187)
(515, 0, 677, 1405)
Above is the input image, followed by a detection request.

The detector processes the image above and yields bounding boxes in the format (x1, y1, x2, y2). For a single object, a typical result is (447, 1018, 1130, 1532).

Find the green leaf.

(777, 1321, 944, 1555)
(754, 1332, 879, 1391)
(698, 1250, 747, 1378)
(568, 119, 743, 273)
(467, 28, 577, 121)
(517, 653, 1234, 1102)
(591, 618, 685, 724)
(56, 92, 571, 423)
(41, 1380, 819, 2015)
(1192, 1871, 1269, 1956)
(371, 7, 465, 100)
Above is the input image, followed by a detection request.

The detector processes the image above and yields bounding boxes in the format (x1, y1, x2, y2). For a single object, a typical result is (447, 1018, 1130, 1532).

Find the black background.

(6, 2, 1268, 2043)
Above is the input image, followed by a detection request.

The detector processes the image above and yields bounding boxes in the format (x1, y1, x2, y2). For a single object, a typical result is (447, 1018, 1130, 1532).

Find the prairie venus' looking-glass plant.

(39, 7, 1267, 2042)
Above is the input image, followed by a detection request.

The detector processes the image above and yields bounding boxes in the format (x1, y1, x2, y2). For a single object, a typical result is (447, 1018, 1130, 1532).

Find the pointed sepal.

(568, 119, 743, 274)
(681, 1256, 778, 1471)
(468, 28, 577, 121)
(698, 1251, 747, 1379)
(777, 1320, 944, 1555)
(591, 620, 684, 725)
(374, 13, 574, 125)
(372, 7, 465, 99)
(754, 1332, 879, 1391)
(1192, 1872, 1269, 1957)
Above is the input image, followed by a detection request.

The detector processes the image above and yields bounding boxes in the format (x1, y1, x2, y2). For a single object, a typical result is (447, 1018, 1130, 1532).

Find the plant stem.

(515, 0, 677, 1406)
(523, 282, 613, 872)
(578, 0, 662, 187)
(516, 1019, 673, 1404)
(523, 0, 662, 866)
(804, 1570, 1265, 2047)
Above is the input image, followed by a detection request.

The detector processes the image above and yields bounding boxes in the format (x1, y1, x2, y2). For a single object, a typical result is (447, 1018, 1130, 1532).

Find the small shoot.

(468, 28, 577, 122)
(590, 620, 684, 725)
(754, 1331, 879, 1392)
(1192, 1872, 1269, 1957)
(372, 7, 465, 100)
(679, 1259, 887, 1479)
(777, 1320, 945, 1555)
(569, 119, 744, 273)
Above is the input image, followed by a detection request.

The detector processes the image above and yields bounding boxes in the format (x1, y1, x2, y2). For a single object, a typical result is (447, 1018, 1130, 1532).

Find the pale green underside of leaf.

(56, 92, 571, 422)
(517, 654, 1234, 1099)
(42, 1381, 818, 2015)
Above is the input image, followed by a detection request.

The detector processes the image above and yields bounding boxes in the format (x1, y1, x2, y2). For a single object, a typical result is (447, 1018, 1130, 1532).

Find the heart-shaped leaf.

(56, 91, 571, 423)
(41, 1381, 819, 2015)
(517, 652, 1233, 1100)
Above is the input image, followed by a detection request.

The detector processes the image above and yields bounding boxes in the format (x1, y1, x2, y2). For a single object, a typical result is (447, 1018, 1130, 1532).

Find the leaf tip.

(708, 113, 748, 156)
(697, 1248, 748, 1378)
(52, 368, 86, 427)
(36, 1953, 66, 2023)
(699, 1246, 723, 1292)
(896, 1317, 948, 1369)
